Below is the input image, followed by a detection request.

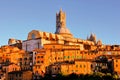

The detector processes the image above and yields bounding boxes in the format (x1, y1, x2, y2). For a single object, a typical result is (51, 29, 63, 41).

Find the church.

(12, 8, 99, 52)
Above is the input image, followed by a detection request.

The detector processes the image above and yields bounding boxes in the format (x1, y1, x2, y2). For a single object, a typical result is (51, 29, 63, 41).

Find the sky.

(0, 0, 120, 46)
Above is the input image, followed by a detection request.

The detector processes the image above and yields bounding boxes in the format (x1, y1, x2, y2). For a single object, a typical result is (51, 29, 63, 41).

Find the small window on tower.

(32, 33, 35, 39)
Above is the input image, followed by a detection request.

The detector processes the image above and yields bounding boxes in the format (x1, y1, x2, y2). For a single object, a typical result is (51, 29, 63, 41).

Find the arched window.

(32, 33, 35, 39)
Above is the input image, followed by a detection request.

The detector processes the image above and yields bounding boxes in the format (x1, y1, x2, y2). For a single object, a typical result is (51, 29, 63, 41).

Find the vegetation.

(39, 72, 120, 80)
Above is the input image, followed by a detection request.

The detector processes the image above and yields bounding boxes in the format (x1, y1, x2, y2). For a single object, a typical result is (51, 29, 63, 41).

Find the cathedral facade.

(21, 9, 95, 52)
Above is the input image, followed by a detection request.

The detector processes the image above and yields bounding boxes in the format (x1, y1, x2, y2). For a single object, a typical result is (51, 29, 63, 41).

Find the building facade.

(0, 9, 120, 79)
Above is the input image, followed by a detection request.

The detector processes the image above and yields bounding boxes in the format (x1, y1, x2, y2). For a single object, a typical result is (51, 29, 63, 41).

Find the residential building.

(8, 70, 32, 80)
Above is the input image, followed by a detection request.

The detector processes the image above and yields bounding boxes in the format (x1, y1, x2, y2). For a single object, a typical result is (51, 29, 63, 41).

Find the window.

(16, 74, 18, 77)
(76, 65, 78, 68)
(37, 56, 40, 58)
(37, 61, 40, 63)
(24, 62, 27, 65)
(19, 62, 22, 65)
(6, 59, 9, 62)
(77, 51, 79, 54)
(41, 56, 43, 58)
(103, 63, 106, 66)
(84, 65, 86, 68)
(80, 65, 82, 68)
(19, 74, 21, 77)
(29, 57, 32, 60)
(55, 57, 56, 60)
(91, 64, 93, 68)
(58, 67, 60, 70)
(53, 46, 55, 48)
(24, 58, 27, 60)
(41, 61, 43, 63)
(58, 57, 60, 60)
(32, 33, 35, 39)
(116, 64, 118, 67)
(68, 56, 70, 59)
(19, 58, 22, 61)
(55, 68, 56, 70)
(38, 66, 40, 69)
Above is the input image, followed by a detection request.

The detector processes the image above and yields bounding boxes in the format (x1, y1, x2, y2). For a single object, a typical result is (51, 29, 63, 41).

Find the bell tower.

(55, 8, 73, 38)
(56, 8, 66, 29)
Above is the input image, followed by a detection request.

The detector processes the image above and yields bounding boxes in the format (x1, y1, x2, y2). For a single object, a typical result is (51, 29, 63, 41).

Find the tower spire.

(60, 8, 62, 12)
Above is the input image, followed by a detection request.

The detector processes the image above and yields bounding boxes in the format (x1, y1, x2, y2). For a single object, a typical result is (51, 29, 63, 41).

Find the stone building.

(47, 59, 93, 75)
(22, 9, 95, 52)
(1, 9, 120, 77)
(8, 70, 32, 80)
(0, 46, 25, 64)
(8, 38, 22, 49)
(21, 9, 120, 76)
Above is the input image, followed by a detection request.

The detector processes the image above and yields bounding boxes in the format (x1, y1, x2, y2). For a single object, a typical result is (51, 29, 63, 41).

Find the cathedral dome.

(57, 27, 71, 34)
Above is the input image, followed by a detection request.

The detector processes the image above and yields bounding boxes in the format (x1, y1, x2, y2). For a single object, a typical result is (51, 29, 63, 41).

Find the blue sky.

(0, 0, 120, 46)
